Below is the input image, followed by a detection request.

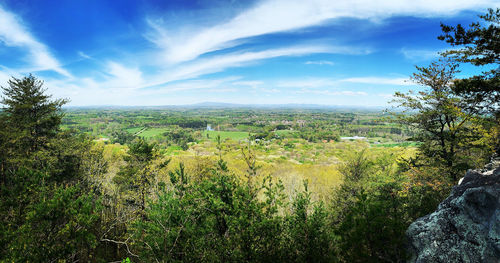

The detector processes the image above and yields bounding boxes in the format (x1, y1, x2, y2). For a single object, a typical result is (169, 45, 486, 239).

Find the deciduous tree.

(391, 59, 491, 181)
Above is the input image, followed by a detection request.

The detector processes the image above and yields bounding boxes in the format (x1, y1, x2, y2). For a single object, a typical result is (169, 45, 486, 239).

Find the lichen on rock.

(407, 157, 500, 263)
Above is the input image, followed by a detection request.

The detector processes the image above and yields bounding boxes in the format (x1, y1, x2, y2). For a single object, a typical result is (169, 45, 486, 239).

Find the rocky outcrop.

(407, 157, 500, 263)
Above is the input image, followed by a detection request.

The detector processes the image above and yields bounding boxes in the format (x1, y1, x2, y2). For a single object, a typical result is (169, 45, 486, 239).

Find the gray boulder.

(407, 157, 500, 263)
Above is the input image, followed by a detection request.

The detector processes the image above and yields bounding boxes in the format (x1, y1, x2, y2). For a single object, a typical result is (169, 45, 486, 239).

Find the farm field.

(137, 127, 170, 138)
(202, 130, 251, 141)
(61, 107, 417, 200)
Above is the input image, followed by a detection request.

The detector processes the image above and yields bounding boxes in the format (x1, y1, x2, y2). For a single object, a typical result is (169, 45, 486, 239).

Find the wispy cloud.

(277, 78, 338, 88)
(149, 76, 241, 93)
(377, 93, 394, 99)
(400, 48, 446, 61)
(148, 0, 497, 63)
(232, 80, 264, 88)
(340, 77, 411, 86)
(296, 89, 368, 96)
(0, 5, 71, 77)
(144, 45, 338, 87)
(78, 51, 92, 60)
(106, 62, 143, 88)
(305, 60, 335, 66)
(276, 76, 412, 88)
(0, 68, 11, 85)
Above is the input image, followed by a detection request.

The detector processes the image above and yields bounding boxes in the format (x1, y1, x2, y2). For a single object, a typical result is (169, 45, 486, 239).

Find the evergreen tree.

(0, 75, 103, 261)
(1, 74, 67, 155)
(439, 8, 500, 153)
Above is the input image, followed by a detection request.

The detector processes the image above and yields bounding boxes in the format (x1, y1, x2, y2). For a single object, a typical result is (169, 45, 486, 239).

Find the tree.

(113, 138, 170, 215)
(6, 181, 101, 262)
(391, 59, 491, 181)
(439, 8, 499, 67)
(330, 151, 409, 262)
(1, 74, 67, 155)
(0, 75, 104, 262)
(439, 8, 500, 153)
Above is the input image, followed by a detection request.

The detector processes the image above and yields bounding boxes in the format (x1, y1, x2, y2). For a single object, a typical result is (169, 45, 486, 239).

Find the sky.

(0, 0, 497, 106)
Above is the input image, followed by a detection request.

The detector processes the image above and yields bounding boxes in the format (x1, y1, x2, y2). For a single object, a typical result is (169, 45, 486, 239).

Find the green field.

(203, 130, 251, 141)
(139, 128, 170, 138)
(373, 141, 420, 148)
(126, 127, 143, 134)
(275, 130, 295, 136)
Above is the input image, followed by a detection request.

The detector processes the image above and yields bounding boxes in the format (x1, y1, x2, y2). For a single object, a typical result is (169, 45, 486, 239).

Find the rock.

(407, 157, 500, 263)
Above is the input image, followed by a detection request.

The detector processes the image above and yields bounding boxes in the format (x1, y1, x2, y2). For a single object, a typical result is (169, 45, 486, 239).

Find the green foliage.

(332, 180, 409, 263)
(439, 8, 499, 153)
(7, 182, 101, 262)
(439, 8, 499, 67)
(130, 157, 337, 262)
(299, 129, 340, 142)
(282, 182, 334, 262)
(1, 74, 67, 155)
(0, 75, 107, 262)
(1, 10, 497, 261)
(331, 151, 413, 262)
(113, 129, 137, 144)
(163, 128, 195, 150)
(391, 59, 491, 181)
(114, 138, 164, 213)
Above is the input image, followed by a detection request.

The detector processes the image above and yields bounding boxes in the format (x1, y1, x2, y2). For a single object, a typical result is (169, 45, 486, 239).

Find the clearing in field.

(203, 130, 251, 141)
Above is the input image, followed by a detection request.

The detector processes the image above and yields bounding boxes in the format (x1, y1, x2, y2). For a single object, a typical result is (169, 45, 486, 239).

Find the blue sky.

(0, 0, 497, 106)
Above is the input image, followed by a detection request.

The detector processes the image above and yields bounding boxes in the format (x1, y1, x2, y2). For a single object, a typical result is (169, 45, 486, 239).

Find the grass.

(275, 130, 295, 136)
(373, 142, 420, 148)
(139, 128, 170, 138)
(163, 145, 184, 156)
(126, 127, 143, 134)
(203, 130, 251, 141)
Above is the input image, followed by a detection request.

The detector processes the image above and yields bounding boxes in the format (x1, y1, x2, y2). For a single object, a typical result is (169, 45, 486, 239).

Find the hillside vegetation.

(0, 9, 498, 262)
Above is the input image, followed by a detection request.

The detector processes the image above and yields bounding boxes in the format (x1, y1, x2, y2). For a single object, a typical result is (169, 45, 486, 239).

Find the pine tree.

(439, 8, 500, 153)
(1, 74, 67, 155)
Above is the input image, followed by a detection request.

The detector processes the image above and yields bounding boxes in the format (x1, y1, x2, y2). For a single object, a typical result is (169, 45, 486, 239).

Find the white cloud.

(232, 80, 264, 88)
(377, 93, 394, 99)
(143, 45, 337, 87)
(0, 69, 11, 86)
(305, 60, 335, 66)
(78, 51, 92, 60)
(47, 61, 145, 102)
(148, 0, 497, 63)
(264, 76, 414, 90)
(340, 77, 411, 86)
(0, 5, 71, 77)
(400, 48, 446, 61)
(149, 76, 241, 93)
(261, 88, 281, 93)
(106, 62, 143, 88)
(295, 89, 368, 96)
(277, 78, 338, 88)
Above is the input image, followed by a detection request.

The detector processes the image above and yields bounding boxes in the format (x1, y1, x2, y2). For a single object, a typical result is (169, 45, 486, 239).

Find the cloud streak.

(143, 45, 342, 88)
(0, 5, 71, 77)
(305, 60, 335, 66)
(277, 76, 412, 89)
(340, 77, 411, 86)
(149, 0, 497, 63)
(400, 48, 446, 61)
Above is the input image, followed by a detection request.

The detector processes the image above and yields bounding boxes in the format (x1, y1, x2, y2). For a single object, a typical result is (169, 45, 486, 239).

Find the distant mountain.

(189, 102, 242, 107)
(184, 102, 386, 110)
(65, 102, 387, 111)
